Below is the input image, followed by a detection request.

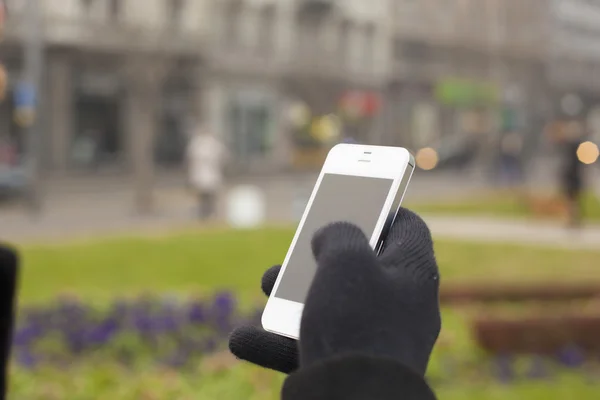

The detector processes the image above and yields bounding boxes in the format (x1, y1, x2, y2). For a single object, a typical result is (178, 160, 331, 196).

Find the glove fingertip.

(311, 222, 371, 262)
(261, 265, 281, 297)
(229, 325, 299, 374)
(388, 208, 432, 243)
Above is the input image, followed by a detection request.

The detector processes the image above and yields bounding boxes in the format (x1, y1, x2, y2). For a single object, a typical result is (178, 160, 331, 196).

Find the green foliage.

(19, 228, 600, 304)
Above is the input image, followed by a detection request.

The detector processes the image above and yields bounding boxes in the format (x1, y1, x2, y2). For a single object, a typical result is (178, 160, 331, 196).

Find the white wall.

(39, 0, 209, 35)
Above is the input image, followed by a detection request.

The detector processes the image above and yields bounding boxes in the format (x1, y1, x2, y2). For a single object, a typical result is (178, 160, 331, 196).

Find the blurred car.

(0, 142, 27, 199)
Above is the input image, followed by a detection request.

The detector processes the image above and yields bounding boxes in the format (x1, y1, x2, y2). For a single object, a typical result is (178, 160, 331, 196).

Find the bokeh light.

(577, 141, 599, 164)
(416, 147, 439, 170)
(225, 185, 266, 229)
(310, 114, 341, 143)
(287, 101, 311, 128)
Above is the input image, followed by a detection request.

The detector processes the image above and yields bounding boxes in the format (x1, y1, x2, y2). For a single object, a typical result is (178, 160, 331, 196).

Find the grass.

(10, 362, 599, 400)
(11, 228, 600, 399)
(408, 190, 600, 222)
(19, 227, 600, 304)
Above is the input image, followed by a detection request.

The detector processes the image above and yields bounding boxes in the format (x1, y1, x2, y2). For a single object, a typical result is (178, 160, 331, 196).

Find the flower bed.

(11, 292, 261, 370)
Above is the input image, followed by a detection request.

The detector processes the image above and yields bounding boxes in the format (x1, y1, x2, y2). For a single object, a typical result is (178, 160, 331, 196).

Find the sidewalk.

(2, 205, 600, 250)
(425, 215, 600, 250)
(1, 171, 599, 248)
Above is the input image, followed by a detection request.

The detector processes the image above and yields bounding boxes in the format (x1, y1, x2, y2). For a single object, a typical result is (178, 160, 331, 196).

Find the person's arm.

(0, 245, 19, 400)
(282, 354, 436, 400)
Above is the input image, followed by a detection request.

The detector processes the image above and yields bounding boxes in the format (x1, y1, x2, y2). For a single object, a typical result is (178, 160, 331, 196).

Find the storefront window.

(72, 71, 122, 168)
(227, 92, 273, 162)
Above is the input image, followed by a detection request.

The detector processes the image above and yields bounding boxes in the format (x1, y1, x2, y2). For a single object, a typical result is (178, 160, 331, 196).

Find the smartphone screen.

(274, 173, 394, 304)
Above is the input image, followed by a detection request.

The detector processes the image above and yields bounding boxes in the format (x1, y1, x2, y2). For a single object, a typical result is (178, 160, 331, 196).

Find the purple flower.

(492, 355, 515, 384)
(526, 356, 550, 380)
(12, 325, 42, 347)
(557, 345, 585, 368)
(210, 292, 236, 332)
(212, 292, 236, 317)
(201, 337, 218, 353)
(188, 301, 206, 324)
(87, 319, 118, 345)
(154, 313, 180, 333)
(15, 351, 38, 369)
(9, 294, 265, 370)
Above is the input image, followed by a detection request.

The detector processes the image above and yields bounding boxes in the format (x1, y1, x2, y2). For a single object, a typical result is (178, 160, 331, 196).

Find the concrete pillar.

(124, 57, 166, 215)
(271, 90, 291, 169)
(276, 2, 295, 63)
(240, 5, 259, 50)
(47, 54, 73, 172)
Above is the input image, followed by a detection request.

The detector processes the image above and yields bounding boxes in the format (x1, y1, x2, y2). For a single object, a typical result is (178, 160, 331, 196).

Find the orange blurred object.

(577, 141, 599, 165)
(0, 64, 6, 101)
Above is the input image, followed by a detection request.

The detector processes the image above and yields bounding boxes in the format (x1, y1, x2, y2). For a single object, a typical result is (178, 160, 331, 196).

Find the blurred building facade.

(548, 0, 600, 144)
(388, 0, 551, 158)
(1, 0, 207, 173)
(0, 0, 599, 176)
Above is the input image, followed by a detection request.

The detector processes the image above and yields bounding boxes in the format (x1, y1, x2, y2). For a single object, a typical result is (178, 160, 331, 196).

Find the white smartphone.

(262, 144, 415, 339)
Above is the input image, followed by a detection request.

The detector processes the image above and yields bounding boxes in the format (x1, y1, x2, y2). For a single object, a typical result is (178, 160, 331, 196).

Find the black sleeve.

(281, 354, 437, 400)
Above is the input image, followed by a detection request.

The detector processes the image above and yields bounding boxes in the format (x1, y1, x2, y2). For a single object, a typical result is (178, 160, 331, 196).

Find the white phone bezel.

(261, 144, 414, 340)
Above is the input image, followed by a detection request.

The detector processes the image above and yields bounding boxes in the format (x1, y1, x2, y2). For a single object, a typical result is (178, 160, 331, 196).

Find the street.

(0, 168, 599, 247)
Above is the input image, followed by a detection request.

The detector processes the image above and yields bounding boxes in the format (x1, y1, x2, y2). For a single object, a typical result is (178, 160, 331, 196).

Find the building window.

(223, 0, 243, 48)
(167, 0, 185, 29)
(109, 0, 121, 20)
(338, 19, 351, 63)
(228, 96, 272, 160)
(80, 0, 95, 16)
(363, 23, 376, 72)
(257, 5, 276, 56)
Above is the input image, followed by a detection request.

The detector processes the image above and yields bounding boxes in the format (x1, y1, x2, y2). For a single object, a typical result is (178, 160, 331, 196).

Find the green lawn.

(408, 190, 600, 222)
(19, 227, 600, 304)
(11, 228, 600, 399)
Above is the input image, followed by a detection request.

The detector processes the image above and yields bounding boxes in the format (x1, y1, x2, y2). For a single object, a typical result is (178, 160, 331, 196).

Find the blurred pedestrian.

(498, 131, 524, 186)
(557, 120, 586, 228)
(186, 127, 228, 220)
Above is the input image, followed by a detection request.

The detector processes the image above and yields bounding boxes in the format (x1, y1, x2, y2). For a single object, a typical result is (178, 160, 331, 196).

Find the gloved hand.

(229, 264, 299, 373)
(229, 208, 440, 376)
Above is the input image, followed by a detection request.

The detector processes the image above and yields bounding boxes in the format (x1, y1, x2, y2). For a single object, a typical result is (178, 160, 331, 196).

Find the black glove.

(0, 245, 19, 400)
(229, 265, 299, 373)
(300, 208, 440, 375)
(229, 208, 440, 376)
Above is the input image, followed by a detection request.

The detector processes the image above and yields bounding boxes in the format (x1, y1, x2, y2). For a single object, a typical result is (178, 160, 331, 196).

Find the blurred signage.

(435, 78, 499, 107)
(14, 82, 36, 108)
(13, 82, 37, 127)
(339, 91, 381, 118)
